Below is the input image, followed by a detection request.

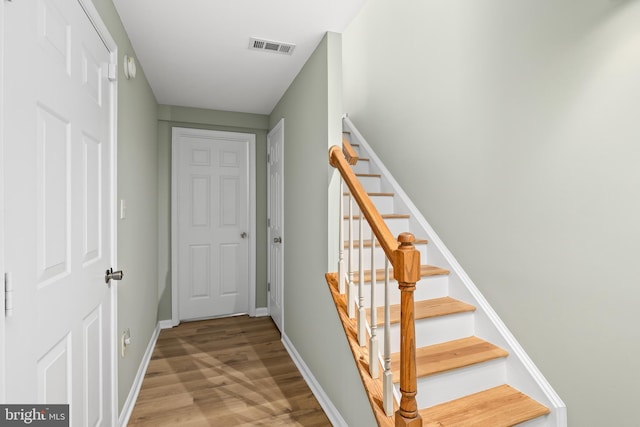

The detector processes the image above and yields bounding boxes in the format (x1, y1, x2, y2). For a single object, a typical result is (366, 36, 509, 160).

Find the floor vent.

(249, 37, 296, 55)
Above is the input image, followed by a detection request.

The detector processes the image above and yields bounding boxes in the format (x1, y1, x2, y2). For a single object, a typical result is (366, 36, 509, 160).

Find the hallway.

(127, 316, 331, 426)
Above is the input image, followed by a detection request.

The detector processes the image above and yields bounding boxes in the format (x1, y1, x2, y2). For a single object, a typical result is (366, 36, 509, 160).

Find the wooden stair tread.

(367, 297, 475, 326)
(391, 337, 508, 381)
(353, 264, 450, 283)
(356, 173, 381, 177)
(420, 384, 550, 427)
(344, 213, 410, 220)
(344, 238, 428, 248)
(343, 192, 394, 197)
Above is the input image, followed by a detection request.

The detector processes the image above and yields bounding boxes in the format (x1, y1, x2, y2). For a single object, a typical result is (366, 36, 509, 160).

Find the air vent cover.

(249, 37, 296, 55)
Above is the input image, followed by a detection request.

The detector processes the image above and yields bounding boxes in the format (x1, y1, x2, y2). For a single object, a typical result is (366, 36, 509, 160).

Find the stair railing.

(329, 145, 422, 427)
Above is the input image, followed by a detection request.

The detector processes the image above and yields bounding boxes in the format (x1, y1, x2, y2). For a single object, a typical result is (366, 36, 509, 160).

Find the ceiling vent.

(249, 37, 296, 55)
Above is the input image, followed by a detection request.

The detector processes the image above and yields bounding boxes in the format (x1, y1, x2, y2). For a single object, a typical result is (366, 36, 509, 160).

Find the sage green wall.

(156, 106, 270, 321)
(269, 32, 375, 426)
(91, 0, 160, 414)
(343, 1, 640, 425)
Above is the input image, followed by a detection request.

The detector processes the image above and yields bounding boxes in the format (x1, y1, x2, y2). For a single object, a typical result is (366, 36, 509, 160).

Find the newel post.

(394, 233, 422, 427)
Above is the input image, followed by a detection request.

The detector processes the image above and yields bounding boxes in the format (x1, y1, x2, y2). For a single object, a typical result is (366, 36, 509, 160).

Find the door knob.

(105, 268, 124, 284)
(273, 237, 282, 244)
(241, 232, 248, 239)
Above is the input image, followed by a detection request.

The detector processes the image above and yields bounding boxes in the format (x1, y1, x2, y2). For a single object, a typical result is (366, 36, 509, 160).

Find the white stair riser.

(343, 217, 410, 240)
(351, 160, 371, 174)
(380, 312, 474, 354)
(343, 244, 427, 271)
(354, 275, 449, 307)
(343, 195, 395, 215)
(414, 313, 475, 349)
(409, 358, 507, 408)
(356, 176, 381, 192)
(517, 417, 552, 427)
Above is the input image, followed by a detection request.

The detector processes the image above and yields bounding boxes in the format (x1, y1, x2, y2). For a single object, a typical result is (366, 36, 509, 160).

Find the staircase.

(326, 118, 566, 426)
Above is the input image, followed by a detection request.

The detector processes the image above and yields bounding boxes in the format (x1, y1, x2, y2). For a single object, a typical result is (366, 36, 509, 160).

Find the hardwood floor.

(127, 316, 331, 426)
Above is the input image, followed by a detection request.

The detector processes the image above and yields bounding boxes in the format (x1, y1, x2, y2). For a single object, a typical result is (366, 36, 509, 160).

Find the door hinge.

(108, 63, 117, 81)
(267, 218, 271, 227)
(4, 272, 14, 317)
(267, 282, 271, 292)
(267, 153, 270, 163)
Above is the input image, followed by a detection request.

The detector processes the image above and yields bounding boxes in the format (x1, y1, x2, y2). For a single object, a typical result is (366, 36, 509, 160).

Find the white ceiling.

(112, 0, 368, 115)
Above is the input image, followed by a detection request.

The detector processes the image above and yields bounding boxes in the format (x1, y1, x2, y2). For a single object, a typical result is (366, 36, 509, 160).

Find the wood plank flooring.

(127, 316, 331, 426)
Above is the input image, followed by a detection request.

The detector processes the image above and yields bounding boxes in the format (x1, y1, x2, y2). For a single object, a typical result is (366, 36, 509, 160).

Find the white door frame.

(0, 0, 119, 419)
(267, 119, 285, 332)
(0, 0, 6, 405)
(171, 127, 256, 325)
(77, 2, 119, 422)
(76, 2, 119, 423)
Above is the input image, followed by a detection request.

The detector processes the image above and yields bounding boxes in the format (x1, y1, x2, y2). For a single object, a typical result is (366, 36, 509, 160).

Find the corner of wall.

(268, 30, 376, 426)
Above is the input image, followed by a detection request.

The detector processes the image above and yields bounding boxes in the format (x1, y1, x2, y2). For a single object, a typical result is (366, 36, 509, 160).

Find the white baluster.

(347, 195, 355, 318)
(338, 179, 345, 294)
(383, 258, 393, 416)
(369, 236, 379, 379)
(358, 213, 366, 347)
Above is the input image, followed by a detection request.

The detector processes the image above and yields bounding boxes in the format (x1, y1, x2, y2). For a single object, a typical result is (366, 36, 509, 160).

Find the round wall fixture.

(123, 55, 137, 80)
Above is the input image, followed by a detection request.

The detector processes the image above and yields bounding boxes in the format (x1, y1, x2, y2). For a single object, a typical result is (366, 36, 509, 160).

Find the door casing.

(0, 0, 6, 405)
(267, 119, 285, 332)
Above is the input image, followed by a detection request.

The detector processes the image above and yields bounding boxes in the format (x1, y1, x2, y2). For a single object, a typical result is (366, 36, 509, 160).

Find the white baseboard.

(158, 319, 173, 329)
(281, 333, 347, 427)
(118, 322, 162, 426)
(254, 307, 269, 317)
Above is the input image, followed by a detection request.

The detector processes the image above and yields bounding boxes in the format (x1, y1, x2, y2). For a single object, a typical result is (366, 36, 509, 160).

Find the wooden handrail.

(329, 145, 422, 426)
(329, 145, 397, 260)
(342, 136, 359, 165)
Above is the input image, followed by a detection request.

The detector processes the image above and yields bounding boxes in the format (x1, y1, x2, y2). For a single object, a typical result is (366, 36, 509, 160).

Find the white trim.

(267, 118, 285, 333)
(158, 319, 174, 330)
(118, 322, 162, 427)
(76, 2, 120, 424)
(171, 129, 179, 326)
(171, 127, 257, 324)
(78, 0, 117, 52)
(253, 307, 269, 317)
(106, 37, 119, 427)
(281, 334, 347, 427)
(0, 0, 6, 405)
(248, 135, 257, 317)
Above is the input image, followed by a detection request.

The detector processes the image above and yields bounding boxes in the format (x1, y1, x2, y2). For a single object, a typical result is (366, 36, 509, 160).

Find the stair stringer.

(343, 117, 567, 427)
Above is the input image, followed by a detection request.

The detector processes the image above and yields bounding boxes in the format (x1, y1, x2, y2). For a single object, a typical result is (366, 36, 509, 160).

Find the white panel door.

(267, 120, 284, 332)
(174, 128, 253, 320)
(2, 0, 115, 426)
